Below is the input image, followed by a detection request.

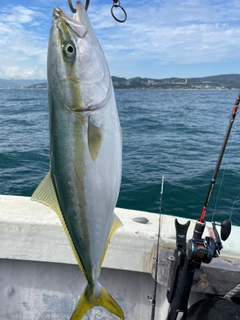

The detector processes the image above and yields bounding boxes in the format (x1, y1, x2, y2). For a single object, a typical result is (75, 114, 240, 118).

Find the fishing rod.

(193, 89, 240, 240)
(167, 90, 240, 320)
(149, 175, 164, 320)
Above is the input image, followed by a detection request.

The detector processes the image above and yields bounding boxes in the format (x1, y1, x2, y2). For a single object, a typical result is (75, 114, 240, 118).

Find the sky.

(0, 0, 240, 80)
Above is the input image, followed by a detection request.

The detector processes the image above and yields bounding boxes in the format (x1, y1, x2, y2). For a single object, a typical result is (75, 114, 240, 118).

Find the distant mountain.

(0, 79, 47, 89)
(112, 74, 240, 89)
(28, 82, 47, 89)
(1, 74, 239, 90)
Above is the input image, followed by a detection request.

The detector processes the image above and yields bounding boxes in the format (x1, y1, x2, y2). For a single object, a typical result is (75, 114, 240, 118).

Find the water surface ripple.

(1, 88, 240, 225)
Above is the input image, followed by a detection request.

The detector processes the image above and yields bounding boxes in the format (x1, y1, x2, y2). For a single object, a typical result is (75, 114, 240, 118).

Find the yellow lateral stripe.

(31, 172, 87, 278)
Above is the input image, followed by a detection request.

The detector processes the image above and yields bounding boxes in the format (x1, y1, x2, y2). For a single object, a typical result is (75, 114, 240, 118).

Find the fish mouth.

(53, 6, 68, 20)
(53, 6, 87, 38)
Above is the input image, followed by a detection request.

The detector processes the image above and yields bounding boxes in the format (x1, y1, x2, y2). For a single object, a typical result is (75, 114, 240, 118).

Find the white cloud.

(3, 6, 35, 24)
(0, 65, 46, 79)
(0, 5, 48, 79)
(91, 0, 240, 67)
(0, 0, 240, 79)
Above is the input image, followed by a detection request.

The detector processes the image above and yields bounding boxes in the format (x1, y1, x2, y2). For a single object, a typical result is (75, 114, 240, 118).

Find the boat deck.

(0, 195, 239, 319)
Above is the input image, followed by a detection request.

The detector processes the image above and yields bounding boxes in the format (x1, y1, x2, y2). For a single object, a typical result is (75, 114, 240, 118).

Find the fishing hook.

(68, 0, 90, 13)
(111, 0, 127, 23)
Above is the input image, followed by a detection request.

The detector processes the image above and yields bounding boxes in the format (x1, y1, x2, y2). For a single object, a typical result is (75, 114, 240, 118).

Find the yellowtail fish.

(31, 1, 124, 319)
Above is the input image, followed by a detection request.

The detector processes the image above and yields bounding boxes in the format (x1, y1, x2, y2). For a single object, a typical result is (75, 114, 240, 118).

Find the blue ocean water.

(1, 88, 240, 225)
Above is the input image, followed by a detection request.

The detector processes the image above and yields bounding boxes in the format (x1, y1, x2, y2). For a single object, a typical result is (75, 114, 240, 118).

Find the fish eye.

(64, 43, 75, 55)
(63, 42, 76, 62)
(68, 46, 73, 53)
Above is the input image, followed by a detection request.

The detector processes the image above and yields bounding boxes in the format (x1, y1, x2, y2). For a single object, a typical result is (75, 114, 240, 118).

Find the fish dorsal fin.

(31, 172, 87, 278)
(99, 213, 123, 273)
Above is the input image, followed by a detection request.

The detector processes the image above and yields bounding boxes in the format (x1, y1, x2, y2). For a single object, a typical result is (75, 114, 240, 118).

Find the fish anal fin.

(31, 172, 61, 215)
(31, 172, 87, 279)
(99, 213, 123, 271)
(108, 213, 123, 242)
(70, 283, 124, 320)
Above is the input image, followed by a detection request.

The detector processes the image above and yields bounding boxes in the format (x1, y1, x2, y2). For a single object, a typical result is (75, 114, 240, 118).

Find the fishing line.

(149, 175, 164, 320)
(196, 90, 240, 228)
(211, 133, 234, 222)
(229, 192, 240, 222)
(212, 108, 240, 223)
(228, 114, 240, 222)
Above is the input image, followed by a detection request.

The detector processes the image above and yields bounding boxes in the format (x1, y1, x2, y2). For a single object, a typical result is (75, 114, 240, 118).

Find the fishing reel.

(167, 92, 239, 320)
(187, 220, 231, 264)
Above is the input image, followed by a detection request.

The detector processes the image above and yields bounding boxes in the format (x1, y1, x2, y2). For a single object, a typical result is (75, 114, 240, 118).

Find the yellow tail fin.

(70, 282, 124, 319)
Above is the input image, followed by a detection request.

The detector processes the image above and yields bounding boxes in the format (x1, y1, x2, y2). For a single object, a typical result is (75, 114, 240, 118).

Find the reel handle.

(214, 220, 231, 241)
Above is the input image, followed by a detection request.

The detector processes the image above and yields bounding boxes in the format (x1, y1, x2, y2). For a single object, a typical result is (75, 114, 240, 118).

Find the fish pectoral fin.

(120, 126, 123, 147)
(70, 283, 124, 320)
(99, 213, 123, 272)
(88, 116, 103, 161)
(31, 172, 61, 215)
(31, 172, 88, 279)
